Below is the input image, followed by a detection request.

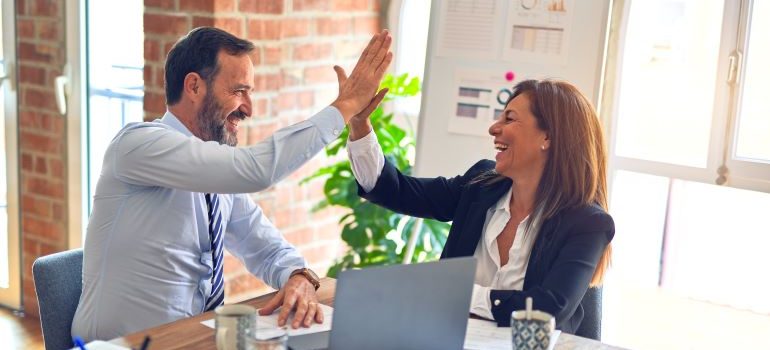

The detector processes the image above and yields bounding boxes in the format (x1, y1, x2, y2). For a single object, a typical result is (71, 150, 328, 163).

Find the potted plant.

(302, 73, 450, 277)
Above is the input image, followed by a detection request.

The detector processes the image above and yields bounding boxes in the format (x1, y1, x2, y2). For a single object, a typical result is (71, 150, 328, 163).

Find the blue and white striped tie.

(205, 193, 225, 311)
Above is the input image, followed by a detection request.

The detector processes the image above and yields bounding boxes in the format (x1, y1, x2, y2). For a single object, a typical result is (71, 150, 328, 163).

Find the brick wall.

(16, 0, 68, 316)
(144, 0, 381, 302)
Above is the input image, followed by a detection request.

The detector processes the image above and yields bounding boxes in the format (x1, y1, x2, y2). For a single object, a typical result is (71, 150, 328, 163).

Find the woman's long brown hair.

(481, 79, 611, 286)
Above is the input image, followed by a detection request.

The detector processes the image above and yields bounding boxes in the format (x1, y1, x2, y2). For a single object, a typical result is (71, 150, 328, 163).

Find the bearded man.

(72, 26, 392, 341)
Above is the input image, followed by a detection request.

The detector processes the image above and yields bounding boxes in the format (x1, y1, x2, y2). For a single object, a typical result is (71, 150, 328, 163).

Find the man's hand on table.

(258, 275, 323, 328)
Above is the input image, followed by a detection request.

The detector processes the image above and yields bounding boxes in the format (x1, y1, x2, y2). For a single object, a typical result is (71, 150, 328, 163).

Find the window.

(603, 0, 770, 348)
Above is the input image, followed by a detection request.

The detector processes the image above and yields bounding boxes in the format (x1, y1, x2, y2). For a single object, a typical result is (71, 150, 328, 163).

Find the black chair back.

(575, 286, 602, 340)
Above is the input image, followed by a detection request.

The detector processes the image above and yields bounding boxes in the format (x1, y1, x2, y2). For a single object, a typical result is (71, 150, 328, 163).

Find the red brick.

(303, 65, 336, 84)
(254, 98, 268, 117)
(144, 92, 167, 114)
(19, 64, 46, 85)
(24, 177, 65, 199)
(21, 153, 33, 171)
(144, 13, 190, 37)
(214, 0, 236, 12)
(163, 42, 176, 58)
(274, 186, 295, 207)
(30, 0, 60, 17)
(22, 194, 51, 218)
(34, 156, 47, 174)
(192, 16, 244, 37)
(52, 202, 64, 221)
(18, 19, 35, 38)
(246, 19, 281, 40)
(293, 43, 333, 61)
(332, 0, 369, 11)
(144, 66, 154, 86)
(226, 275, 270, 299)
(298, 90, 314, 108)
(264, 46, 282, 65)
(23, 216, 63, 240)
(144, 39, 160, 62)
(18, 42, 55, 63)
(293, 0, 330, 11)
(156, 67, 166, 88)
(301, 245, 335, 265)
(49, 115, 64, 134)
(285, 227, 314, 246)
(20, 132, 61, 153)
(253, 73, 282, 92)
(37, 19, 60, 41)
(223, 254, 241, 274)
(315, 17, 352, 36)
(145, 0, 176, 10)
(179, 0, 215, 12)
(248, 48, 262, 66)
(236, 124, 248, 145)
(276, 92, 298, 111)
(20, 110, 42, 129)
(239, 0, 283, 14)
(281, 18, 310, 38)
(23, 88, 58, 111)
(281, 69, 302, 88)
(353, 15, 378, 34)
(50, 159, 64, 178)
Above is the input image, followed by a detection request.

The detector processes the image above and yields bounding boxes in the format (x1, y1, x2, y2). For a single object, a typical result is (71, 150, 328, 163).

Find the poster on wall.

(435, 0, 503, 60)
(448, 69, 530, 137)
(502, 0, 575, 65)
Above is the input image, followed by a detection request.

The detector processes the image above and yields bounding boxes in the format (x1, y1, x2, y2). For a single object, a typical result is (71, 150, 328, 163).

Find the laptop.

(289, 257, 477, 350)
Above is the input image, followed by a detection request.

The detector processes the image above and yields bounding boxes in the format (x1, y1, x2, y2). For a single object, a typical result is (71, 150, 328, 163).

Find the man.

(72, 27, 392, 341)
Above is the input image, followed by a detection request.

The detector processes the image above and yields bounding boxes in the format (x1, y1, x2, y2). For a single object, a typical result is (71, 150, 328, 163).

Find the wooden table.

(110, 278, 336, 350)
(109, 277, 625, 349)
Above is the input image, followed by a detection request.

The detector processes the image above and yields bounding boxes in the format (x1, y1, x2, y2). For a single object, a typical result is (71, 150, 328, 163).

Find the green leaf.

(303, 73, 424, 275)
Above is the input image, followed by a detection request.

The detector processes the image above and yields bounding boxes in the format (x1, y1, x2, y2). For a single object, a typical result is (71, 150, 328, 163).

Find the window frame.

(604, 0, 768, 194)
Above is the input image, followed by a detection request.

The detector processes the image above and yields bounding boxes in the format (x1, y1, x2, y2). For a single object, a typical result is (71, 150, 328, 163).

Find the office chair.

(32, 248, 84, 350)
(575, 286, 603, 340)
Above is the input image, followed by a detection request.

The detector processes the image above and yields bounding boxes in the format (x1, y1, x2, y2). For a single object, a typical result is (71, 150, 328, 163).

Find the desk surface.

(109, 277, 624, 349)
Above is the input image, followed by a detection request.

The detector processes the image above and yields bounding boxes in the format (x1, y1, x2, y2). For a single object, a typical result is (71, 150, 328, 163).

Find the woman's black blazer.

(358, 159, 615, 333)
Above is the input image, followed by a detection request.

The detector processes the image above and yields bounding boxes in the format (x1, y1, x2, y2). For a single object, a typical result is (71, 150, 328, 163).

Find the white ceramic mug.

(215, 305, 256, 350)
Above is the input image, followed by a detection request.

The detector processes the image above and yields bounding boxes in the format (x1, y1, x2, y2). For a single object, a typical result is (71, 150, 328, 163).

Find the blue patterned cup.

(511, 298, 555, 350)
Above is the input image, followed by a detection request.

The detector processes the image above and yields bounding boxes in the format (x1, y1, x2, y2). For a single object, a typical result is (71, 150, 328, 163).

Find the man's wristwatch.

(290, 268, 320, 290)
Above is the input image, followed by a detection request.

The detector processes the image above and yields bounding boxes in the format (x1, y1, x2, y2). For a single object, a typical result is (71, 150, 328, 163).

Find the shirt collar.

(485, 187, 535, 248)
(160, 110, 195, 138)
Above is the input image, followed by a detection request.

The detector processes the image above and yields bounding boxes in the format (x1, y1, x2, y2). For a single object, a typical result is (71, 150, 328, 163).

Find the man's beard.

(196, 93, 240, 146)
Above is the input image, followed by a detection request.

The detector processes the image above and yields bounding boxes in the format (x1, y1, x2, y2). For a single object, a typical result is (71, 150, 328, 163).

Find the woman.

(346, 79, 614, 334)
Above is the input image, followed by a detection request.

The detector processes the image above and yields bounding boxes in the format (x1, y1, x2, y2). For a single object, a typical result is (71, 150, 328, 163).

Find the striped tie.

(204, 193, 225, 311)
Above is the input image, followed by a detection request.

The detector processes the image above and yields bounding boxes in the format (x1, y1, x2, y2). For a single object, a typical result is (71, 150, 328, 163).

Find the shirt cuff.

(278, 265, 306, 289)
(346, 128, 379, 151)
(470, 284, 494, 320)
(309, 106, 346, 144)
(347, 130, 384, 193)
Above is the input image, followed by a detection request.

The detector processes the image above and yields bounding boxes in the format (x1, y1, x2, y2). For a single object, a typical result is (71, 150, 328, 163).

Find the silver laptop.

(289, 257, 477, 350)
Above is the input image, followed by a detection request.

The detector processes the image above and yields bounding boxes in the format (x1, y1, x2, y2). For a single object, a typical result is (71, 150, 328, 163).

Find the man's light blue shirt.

(72, 107, 344, 341)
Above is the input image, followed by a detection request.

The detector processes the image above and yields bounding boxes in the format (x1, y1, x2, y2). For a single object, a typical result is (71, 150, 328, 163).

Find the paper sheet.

(201, 304, 334, 338)
(69, 341, 130, 350)
(436, 0, 502, 59)
(464, 318, 561, 350)
(448, 68, 533, 137)
(502, 0, 575, 65)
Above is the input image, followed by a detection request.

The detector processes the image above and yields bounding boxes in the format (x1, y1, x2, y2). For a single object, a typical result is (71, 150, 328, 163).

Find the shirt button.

(494, 299, 501, 306)
(333, 128, 340, 136)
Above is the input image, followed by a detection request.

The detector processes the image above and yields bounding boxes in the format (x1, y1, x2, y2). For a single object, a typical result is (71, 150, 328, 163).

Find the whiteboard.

(414, 0, 611, 178)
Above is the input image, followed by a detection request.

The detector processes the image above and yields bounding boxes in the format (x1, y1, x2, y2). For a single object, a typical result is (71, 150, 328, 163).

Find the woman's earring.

(541, 144, 546, 151)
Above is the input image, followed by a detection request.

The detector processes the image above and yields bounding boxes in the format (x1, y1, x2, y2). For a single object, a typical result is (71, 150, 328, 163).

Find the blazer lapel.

(449, 180, 512, 257)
